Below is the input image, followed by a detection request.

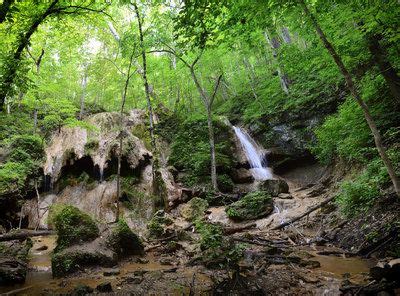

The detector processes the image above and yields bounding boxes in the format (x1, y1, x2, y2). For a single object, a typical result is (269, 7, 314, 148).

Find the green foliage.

(50, 205, 99, 252)
(336, 148, 400, 216)
(194, 219, 246, 268)
(217, 174, 234, 193)
(226, 191, 273, 221)
(194, 220, 223, 251)
(167, 115, 234, 187)
(147, 210, 173, 237)
(180, 197, 209, 222)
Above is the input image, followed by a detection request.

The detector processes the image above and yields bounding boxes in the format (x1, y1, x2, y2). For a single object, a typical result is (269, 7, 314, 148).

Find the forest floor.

(2, 175, 398, 296)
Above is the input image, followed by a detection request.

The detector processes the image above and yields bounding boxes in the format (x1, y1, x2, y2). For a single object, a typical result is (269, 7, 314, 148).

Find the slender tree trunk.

(299, 0, 400, 197)
(79, 67, 88, 120)
(264, 29, 290, 94)
(116, 53, 134, 222)
(367, 34, 400, 104)
(133, 2, 156, 150)
(243, 57, 259, 101)
(189, 67, 218, 191)
(0, 0, 59, 111)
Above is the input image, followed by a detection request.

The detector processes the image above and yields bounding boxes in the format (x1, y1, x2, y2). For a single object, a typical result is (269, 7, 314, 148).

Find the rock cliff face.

(44, 110, 151, 186)
(24, 110, 181, 233)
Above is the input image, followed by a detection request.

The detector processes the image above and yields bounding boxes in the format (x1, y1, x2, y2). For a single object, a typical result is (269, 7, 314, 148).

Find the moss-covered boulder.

(180, 197, 209, 221)
(50, 205, 99, 252)
(107, 220, 144, 257)
(51, 243, 117, 277)
(226, 191, 273, 221)
(259, 179, 289, 196)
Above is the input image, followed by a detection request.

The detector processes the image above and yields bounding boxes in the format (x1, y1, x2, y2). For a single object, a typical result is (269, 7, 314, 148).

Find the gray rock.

(259, 179, 289, 196)
(103, 268, 120, 276)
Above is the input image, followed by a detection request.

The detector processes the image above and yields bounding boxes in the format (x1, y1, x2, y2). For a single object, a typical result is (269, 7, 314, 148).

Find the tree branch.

(210, 74, 223, 106)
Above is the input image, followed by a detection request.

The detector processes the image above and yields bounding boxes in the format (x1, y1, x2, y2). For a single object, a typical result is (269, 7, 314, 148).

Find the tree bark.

(0, 0, 60, 111)
(368, 34, 400, 104)
(299, 0, 400, 197)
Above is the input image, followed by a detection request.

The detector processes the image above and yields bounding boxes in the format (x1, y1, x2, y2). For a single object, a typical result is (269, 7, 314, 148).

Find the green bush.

(50, 205, 99, 252)
(217, 174, 234, 193)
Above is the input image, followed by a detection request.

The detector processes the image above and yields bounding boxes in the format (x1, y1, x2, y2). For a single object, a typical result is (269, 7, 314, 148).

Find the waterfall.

(233, 126, 273, 180)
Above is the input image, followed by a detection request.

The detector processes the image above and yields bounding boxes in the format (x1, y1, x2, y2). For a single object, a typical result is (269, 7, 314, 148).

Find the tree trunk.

(133, 2, 156, 150)
(368, 34, 400, 104)
(189, 67, 218, 191)
(207, 108, 218, 191)
(264, 29, 290, 94)
(79, 68, 88, 120)
(243, 57, 259, 101)
(0, 0, 59, 111)
(299, 0, 400, 197)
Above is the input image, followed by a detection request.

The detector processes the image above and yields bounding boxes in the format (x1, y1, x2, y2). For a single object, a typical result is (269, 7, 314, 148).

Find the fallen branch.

(0, 230, 54, 242)
(272, 196, 336, 230)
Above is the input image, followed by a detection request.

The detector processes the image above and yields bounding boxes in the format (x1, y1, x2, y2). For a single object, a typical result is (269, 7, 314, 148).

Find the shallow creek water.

(0, 235, 376, 295)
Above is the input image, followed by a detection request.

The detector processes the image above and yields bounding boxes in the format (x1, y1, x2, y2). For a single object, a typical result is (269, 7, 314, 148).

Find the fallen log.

(223, 223, 256, 235)
(272, 196, 336, 230)
(0, 230, 54, 242)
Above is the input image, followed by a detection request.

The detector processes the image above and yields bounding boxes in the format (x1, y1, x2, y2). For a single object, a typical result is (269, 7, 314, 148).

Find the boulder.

(259, 179, 289, 196)
(0, 257, 27, 285)
(106, 220, 144, 257)
(0, 238, 32, 285)
(231, 168, 254, 184)
(370, 259, 400, 282)
(51, 238, 117, 277)
(226, 191, 273, 221)
(179, 197, 209, 221)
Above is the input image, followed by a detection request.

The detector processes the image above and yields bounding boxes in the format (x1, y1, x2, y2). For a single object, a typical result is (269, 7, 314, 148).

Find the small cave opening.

(103, 156, 139, 180)
(53, 154, 100, 192)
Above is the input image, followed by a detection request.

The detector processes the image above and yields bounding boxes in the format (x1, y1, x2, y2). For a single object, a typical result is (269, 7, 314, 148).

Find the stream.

(0, 234, 376, 295)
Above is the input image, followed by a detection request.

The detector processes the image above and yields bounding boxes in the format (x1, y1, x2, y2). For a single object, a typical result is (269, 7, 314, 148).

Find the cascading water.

(233, 126, 273, 180)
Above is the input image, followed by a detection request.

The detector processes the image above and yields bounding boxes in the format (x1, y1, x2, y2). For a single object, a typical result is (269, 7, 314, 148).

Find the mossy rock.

(106, 220, 144, 258)
(147, 210, 173, 237)
(51, 247, 116, 277)
(180, 197, 209, 221)
(259, 179, 289, 196)
(50, 205, 99, 252)
(226, 191, 273, 221)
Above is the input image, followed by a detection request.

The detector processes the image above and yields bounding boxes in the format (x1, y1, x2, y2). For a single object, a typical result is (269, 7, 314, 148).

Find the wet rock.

(226, 191, 273, 221)
(159, 258, 173, 265)
(0, 238, 32, 285)
(277, 193, 293, 199)
(231, 168, 254, 184)
(122, 275, 143, 284)
(103, 268, 120, 276)
(71, 284, 94, 295)
(135, 257, 149, 264)
(36, 245, 48, 251)
(259, 179, 289, 196)
(370, 259, 400, 282)
(179, 197, 209, 221)
(133, 270, 147, 276)
(96, 282, 113, 292)
(0, 257, 27, 285)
